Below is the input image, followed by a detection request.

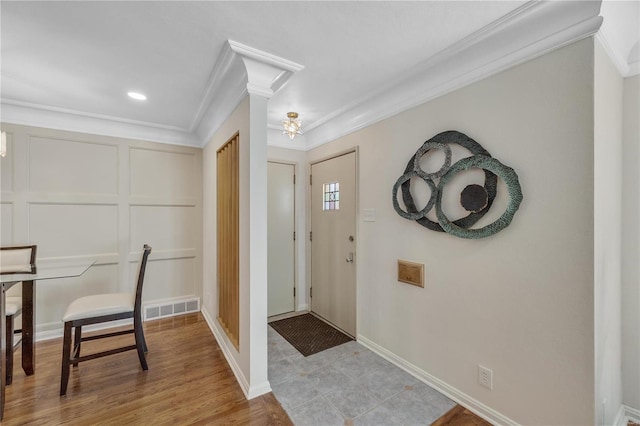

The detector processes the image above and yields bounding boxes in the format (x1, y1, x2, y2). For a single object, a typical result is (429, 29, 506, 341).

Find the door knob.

(346, 252, 354, 263)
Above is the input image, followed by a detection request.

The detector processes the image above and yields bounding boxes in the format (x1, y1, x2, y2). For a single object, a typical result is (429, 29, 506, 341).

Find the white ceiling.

(1, 1, 637, 150)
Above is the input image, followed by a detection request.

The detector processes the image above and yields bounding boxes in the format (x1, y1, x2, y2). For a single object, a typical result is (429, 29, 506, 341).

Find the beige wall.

(594, 39, 624, 425)
(622, 73, 640, 411)
(0, 123, 203, 336)
(307, 39, 595, 425)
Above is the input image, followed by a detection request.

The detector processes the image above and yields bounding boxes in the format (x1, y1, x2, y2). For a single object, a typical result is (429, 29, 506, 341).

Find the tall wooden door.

(310, 151, 356, 336)
(267, 162, 295, 317)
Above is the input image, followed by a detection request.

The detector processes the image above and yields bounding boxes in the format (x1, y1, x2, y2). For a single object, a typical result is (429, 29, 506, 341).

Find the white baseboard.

(200, 306, 257, 399)
(614, 405, 626, 426)
(35, 297, 200, 342)
(616, 404, 640, 425)
(247, 381, 272, 399)
(357, 334, 518, 426)
(627, 405, 640, 421)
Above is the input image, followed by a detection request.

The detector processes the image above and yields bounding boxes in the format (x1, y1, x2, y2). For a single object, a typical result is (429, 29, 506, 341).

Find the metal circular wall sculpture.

(392, 130, 523, 239)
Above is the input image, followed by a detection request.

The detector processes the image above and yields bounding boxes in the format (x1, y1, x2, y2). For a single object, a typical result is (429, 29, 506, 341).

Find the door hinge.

(309, 231, 312, 242)
(310, 174, 312, 185)
(310, 287, 312, 298)
(293, 287, 296, 297)
(293, 174, 296, 185)
(293, 231, 296, 241)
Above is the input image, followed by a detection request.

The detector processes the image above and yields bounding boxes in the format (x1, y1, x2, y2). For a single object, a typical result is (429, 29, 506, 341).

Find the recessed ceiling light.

(127, 91, 147, 101)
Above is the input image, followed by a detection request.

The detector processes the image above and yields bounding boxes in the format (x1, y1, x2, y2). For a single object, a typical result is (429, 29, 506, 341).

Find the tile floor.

(268, 325, 456, 425)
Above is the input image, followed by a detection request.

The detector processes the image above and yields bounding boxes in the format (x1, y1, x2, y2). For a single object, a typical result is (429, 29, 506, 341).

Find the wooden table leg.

(1, 284, 7, 420)
(22, 280, 34, 376)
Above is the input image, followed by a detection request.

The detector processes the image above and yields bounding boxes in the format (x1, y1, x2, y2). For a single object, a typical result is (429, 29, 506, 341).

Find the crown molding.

(0, 100, 199, 147)
(302, 0, 603, 151)
(1, 98, 188, 132)
(596, 31, 640, 78)
(196, 40, 304, 147)
(1, 2, 608, 152)
(193, 48, 249, 146)
(1, 39, 304, 149)
(596, 32, 631, 77)
(189, 41, 239, 133)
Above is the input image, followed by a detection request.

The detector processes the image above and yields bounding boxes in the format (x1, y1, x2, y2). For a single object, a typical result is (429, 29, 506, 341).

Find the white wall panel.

(130, 148, 197, 199)
(129, 205, 196, 253)
(29, 203, 118, 257)
(1, 203, 13, 245)
(29, 137, 118, 195)
(0, 133, 14, 192)
(1, 123, 202, 341)
(134, 258, 196, 301)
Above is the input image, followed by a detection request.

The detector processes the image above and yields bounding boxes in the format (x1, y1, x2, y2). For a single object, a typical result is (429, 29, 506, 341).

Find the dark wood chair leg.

(60, 322, 73, 396)
(141, 328, 148, 354)
(133, 318, 147, 370)
(73, 326, 82, 368)
(5, 315, 13, 386)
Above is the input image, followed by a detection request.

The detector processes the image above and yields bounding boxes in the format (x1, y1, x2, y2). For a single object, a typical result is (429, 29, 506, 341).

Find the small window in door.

(323, 182, 340, 211)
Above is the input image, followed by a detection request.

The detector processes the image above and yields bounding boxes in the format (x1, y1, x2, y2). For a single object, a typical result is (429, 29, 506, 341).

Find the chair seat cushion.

(6, 300, 21, 316)
(63, 293, 134, 322)
(6, 296, 21, 306)
(5, 296, 21, 316)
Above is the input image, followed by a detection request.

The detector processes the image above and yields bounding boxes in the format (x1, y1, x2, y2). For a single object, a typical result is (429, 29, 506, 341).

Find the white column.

(247, 93, 269, 397)
(230, 40, 304, 398)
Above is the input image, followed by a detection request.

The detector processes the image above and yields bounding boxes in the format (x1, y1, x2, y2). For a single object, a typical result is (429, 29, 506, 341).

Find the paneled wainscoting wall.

(0, 123, 203, 339)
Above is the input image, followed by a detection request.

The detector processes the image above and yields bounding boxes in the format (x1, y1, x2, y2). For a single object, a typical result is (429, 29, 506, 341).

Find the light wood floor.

(3, 313, 292, 425)
(432, 405, 492, 426)
(3, 312, 488, 425)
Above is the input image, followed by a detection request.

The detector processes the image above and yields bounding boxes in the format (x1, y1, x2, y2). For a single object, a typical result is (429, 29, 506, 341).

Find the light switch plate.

(363, 208, 376, 222)
(397, 260, 424, 287)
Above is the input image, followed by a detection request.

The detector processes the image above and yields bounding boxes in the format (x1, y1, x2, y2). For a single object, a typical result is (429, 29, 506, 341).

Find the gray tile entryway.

(268, 325, 456, 425)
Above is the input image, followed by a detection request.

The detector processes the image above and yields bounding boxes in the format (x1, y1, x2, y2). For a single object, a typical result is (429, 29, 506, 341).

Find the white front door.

(267, 162, 295, 317)
(310, 151, 356, 336)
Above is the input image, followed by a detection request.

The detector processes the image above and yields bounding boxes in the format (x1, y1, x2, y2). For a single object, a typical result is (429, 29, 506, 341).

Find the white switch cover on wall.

(478, 365, 493, 390)
(363, 208, 376, 222)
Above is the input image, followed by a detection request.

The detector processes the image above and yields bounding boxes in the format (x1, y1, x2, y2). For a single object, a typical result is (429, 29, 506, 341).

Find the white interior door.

(310, 151, 356, 336)
(267, 162, 295, 317)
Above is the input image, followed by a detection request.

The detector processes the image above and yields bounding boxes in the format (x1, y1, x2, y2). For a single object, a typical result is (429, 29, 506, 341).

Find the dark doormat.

(269, 313, 353, 357)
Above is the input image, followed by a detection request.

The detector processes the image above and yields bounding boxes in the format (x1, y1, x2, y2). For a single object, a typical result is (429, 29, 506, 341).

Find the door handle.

(346, 252, 354, 263)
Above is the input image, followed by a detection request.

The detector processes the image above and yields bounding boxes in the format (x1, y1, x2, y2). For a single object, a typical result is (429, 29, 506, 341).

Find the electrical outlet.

(478, 365, 493, 390)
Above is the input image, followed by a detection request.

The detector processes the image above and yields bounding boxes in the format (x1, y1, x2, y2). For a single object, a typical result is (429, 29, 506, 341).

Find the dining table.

(0, 260, 95, 419)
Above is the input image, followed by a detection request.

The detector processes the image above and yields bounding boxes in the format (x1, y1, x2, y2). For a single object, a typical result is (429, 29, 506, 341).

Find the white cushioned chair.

(60, 244, 151, 396)
(0, 244, 37, 385)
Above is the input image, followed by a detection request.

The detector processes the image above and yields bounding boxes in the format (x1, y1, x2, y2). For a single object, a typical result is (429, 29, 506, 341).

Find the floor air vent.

(144, 298, 200, 321)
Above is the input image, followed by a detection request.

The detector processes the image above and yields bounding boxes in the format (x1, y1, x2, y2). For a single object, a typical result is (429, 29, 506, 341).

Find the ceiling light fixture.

(282, 112, 302, 140)
(127, 91, 147, 101)
(0, 131, 6, 158)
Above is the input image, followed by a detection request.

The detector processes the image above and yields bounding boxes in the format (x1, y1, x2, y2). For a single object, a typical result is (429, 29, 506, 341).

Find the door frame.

(267, 160, 298, 316)
(308, 147, 359, 336)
